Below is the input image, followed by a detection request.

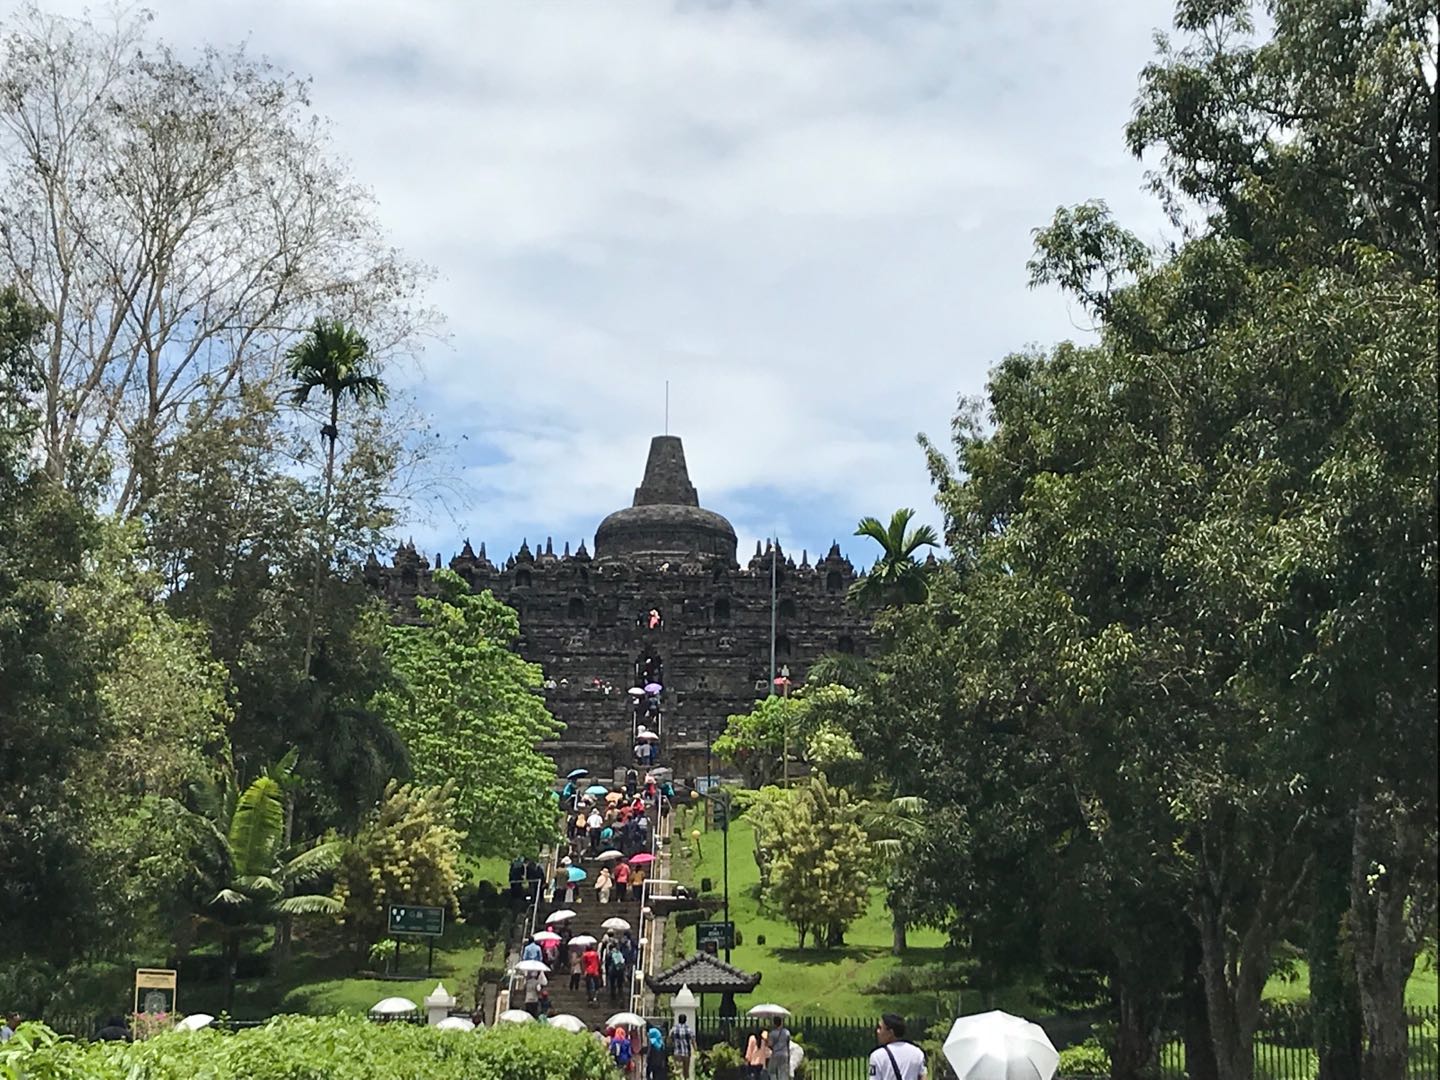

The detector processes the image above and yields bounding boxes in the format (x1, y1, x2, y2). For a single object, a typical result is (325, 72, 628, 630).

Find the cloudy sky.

(55, 0, 1180, 567)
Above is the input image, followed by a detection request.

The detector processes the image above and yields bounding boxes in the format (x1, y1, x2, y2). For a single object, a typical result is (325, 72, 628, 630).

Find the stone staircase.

(537, 853, 646, 1030)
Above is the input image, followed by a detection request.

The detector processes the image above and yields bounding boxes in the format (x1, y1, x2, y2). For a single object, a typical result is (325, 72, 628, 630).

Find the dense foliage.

(836, 4, 1437, 1080)
(0, 1017, 616, 1080)
(378, 570, 563, 859)
(333, 781, 466, 958)
(0, 7, 565, 1025)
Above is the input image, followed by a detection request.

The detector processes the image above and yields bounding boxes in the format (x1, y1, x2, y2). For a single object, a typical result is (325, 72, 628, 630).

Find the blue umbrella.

(567, 768, 590, 779)
(585, 785, 608, 796)
(567, 866, 587, 882)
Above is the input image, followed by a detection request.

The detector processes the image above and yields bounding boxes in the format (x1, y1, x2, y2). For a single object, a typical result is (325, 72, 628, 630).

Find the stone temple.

(368, 435, 868, 780)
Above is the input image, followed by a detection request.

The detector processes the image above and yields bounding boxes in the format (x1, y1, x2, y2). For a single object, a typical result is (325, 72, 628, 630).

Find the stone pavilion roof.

(645, 951, 762, 994)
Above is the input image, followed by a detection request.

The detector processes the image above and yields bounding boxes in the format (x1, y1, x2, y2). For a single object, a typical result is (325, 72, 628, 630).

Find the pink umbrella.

(629, 853, 655, 865)
(644, 683, 662, 695)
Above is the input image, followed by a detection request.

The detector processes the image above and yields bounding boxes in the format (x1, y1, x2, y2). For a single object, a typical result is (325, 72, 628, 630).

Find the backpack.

(611, 1037, 631, 1065)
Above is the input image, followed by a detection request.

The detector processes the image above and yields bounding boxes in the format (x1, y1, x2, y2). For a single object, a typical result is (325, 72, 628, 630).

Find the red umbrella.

(629, 853, 655, 865)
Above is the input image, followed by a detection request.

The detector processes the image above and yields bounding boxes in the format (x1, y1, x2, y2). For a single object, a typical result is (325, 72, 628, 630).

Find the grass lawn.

(180, 858, 517, 1019)
(668, 808, 1439, 1020)
(675, 814, 974, 1019)
(1264, 959, 1437, 1008)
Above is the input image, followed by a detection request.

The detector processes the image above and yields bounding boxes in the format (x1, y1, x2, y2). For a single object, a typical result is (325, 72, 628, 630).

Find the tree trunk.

(1183, 930, 1220, 1080)
(223, 934, 240, 1014)
(1349, 797, 1436, 1080)
(1311, 828, 1363, 1080)
(891, 908, 908, 955)
(1109, 983, 1161, 1080)
(300, 396, 339, 680)
(1194, 891, 1270, 1080)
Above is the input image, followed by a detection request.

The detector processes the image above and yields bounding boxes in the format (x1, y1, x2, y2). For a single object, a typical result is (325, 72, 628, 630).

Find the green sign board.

(388, 904, 445, 937)
(696, 920, 734, 950)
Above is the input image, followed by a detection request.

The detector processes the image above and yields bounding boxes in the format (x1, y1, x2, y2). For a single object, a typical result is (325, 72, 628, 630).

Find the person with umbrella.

(870, 1014, 927, 1079)
(766, 1016, 792, 1079)
(588, 807, 604, 855)
(596, 865, 614, 903)
(568, 941, 584, 991)
(605, 937, 628, 1003)
(582, 941, 602, 1003)
(614, 857, 631, 901)
(609, 1024, 635, 1076)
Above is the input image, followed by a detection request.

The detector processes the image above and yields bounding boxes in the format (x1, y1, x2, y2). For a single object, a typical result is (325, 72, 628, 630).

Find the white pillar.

(424, 982, 456, 1027)
(670, 984, 698, 1080)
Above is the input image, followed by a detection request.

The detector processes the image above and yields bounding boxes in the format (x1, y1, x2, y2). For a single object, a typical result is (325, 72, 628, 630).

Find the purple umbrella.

(644, 682, 662, 695)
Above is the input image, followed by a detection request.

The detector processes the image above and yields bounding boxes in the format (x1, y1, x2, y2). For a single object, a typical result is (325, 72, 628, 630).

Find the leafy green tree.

(146, 390, 407, 833)
(377, 569, 561, 858)
(848, 508, 939, 610)
(333, 781, 465, 962)
(714, 694, 812, 789)
(762, 777, 874, 949)
(287, 320, 387, 681)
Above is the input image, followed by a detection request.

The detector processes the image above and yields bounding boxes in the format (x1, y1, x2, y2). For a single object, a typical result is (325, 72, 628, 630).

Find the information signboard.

(134, 968, 177, 1015)
(696, 920, 735, 951)
(387, 904, 445, 937)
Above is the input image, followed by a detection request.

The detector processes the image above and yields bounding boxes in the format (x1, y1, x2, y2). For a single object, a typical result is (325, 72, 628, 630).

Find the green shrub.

(860, 968, 915, 995)
(1057, 1036, 1111, 1077)
(698, 1040, 745, 1080)
(0, 1015, 615, 1080)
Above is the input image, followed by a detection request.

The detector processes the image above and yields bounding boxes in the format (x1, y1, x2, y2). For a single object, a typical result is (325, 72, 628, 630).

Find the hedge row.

(0, 1015, 616, 1080)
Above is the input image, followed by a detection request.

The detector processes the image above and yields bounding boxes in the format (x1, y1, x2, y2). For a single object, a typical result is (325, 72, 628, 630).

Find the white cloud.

(32, 0, 1181, 561)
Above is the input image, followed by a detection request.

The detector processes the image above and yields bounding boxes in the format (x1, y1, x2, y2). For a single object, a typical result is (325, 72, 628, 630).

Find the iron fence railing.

(665, 1004, 1440, 1080)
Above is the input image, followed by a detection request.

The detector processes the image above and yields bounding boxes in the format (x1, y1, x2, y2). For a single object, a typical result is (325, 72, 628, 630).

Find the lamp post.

(700, 723, 731, 963)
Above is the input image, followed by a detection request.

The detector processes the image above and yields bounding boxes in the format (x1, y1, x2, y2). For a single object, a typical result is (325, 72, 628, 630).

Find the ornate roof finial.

(516, 539, 534, 563)
(563, 540, 571, 558)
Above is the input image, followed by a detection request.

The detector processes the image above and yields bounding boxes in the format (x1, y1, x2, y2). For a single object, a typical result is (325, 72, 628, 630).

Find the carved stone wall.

(369, 437, 869, 780)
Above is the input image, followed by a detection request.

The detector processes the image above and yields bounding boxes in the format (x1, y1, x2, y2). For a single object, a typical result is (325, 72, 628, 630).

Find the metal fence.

(684, 1005, 1439, 1080)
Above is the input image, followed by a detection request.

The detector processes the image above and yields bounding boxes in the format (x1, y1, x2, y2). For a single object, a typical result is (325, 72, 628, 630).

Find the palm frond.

(227, 775, 285, 878)
(211, 888, 249, 907)
(282, 840, 345, 885)
(275, 893, 344, 917)
(236, 875, 282, 898)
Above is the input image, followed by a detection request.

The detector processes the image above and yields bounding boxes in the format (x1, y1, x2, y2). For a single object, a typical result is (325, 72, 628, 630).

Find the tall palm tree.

(848, 508, 940, 610)
(286, 319, 386, 680)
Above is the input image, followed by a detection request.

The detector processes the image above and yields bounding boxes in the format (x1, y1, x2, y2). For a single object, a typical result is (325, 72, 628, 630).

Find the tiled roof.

(645, 952, 762, 993)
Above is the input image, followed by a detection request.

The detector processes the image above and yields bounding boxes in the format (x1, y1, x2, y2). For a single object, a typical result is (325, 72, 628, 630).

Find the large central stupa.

(593, 435, 738, 564)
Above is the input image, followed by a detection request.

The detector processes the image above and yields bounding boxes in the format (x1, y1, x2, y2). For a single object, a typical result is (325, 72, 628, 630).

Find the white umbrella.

(607, 1011, 647, 1030)
(545, 909, 577, 923)
(597, 849, 624, 861)
(436, 1016, 475, 1032)
(497, 1009, 536, 1024)
(747, 1003, 791, 1018)
(569, 934, 598, 946)
(515, 959, 550, 974)
(371, 996, 419, 1016)
(943, 1011, 1059, 1080)
(533, 931, 562, 944)
(636, 730, 660, 741)
(549, 1014, 588, 1033)
(601, 917, 631, 931)
(175, 1013, 213, 1031)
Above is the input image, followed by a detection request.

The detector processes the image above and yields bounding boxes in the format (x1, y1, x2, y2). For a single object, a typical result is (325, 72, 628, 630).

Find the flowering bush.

(131, 1011, 174, 1041)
